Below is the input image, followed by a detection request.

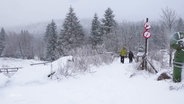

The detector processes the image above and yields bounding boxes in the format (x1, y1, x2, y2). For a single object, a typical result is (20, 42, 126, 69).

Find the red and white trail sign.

(143, 31, 151, 38)
(144, 22, 151, 31)
(143, 19, 151, 38)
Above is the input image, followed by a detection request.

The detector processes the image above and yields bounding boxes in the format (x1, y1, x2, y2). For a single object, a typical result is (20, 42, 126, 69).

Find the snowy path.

(0, 58, 184, 104)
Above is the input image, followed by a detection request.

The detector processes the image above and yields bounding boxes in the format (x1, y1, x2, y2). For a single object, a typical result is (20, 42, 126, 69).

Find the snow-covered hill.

(0, 57, 184, 104)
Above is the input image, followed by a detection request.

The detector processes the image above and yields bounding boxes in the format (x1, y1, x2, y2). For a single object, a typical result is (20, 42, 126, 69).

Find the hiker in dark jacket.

(128, 51, 134, 63)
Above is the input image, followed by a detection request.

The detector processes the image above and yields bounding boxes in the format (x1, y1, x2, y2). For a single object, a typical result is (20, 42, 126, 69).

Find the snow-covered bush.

(54, 45, 115, 79)
(57, 59, 75, 78)
(69, 45, 114, 65)
(149, 49, 170, 68)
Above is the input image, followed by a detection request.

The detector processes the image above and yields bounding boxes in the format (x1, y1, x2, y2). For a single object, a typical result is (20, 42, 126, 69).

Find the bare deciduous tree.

(32, 37, 45, 60)
(160, 7, 177, 67)
(18, 30, 34, 59)
(3, 32, 19, 57)
(175, 17, 184, 32)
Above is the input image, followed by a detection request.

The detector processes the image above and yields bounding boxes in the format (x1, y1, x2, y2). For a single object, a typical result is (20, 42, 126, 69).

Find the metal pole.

(145, 38, 148, 70)
(50, 62, 53, 79)
(144, 18, 149, 70)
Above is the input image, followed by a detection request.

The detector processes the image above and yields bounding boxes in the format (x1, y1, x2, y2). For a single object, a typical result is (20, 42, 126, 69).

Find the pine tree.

(58, 7, 85, 55)
(0, 28, 6, 56)
(90, 13, 103, 47)
(44, 20, 58, 61)
(101, 8, 117, 34)
(101, 8, 119, 52)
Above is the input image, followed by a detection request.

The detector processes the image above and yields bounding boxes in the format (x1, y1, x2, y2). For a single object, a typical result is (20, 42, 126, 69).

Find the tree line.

(0, 7, 184, 65)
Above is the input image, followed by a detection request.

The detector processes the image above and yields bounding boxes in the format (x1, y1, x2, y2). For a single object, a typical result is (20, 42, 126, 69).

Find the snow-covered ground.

(0, 57, 184, 104)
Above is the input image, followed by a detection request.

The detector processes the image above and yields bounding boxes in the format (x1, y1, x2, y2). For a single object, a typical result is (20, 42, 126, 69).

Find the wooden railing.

(0, 67, 23, 73)
(30, 62, 50, 66)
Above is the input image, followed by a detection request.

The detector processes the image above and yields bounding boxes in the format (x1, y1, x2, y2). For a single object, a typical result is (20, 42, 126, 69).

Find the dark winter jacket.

(128, 51, 134, 59)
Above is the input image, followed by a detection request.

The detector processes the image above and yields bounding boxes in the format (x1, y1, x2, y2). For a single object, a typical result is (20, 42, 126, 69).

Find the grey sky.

(0, 0, 183, 27)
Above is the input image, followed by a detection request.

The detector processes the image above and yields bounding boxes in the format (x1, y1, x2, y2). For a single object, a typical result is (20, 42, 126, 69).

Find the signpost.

(143, 18, 150, 69)
(137, 18, 157, 73)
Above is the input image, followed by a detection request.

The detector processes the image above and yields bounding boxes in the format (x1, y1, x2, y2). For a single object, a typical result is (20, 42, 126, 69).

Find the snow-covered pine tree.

(101, 8, 118, 52)
(0, 28, 6, 56)
(58, 7, 85, 55)
(101, 8, 117, 35)
(44, 20, 58, 61)
(90, 13, 103, 48)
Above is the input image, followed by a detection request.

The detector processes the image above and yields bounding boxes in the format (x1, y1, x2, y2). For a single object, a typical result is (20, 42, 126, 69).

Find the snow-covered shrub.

(137, 49, 172, 74)
(57, 59, 74, 78)
(149, 49, 170, 69)
(50, 56, 74, 79)
(55, 45, 115, 79)
(70, 45, 114, 66)
(73, 57, 89, 72)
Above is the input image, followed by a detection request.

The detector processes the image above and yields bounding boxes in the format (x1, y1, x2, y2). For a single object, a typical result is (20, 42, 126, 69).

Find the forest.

(0, 7, 184, 70)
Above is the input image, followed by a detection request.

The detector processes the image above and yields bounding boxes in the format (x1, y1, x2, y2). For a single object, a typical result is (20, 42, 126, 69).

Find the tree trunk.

(169, 48, 173, 67)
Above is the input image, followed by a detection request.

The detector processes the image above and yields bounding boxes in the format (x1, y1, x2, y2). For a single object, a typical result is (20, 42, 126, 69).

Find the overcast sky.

(0, 0, 183, 27)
